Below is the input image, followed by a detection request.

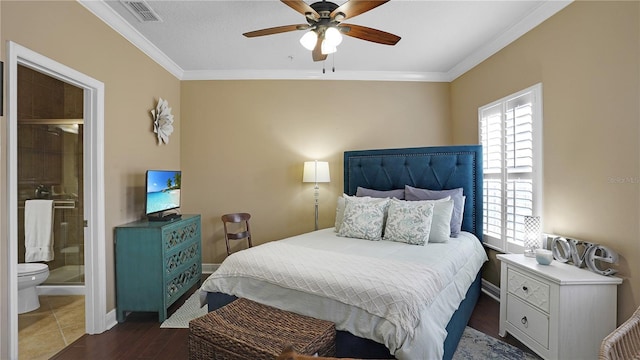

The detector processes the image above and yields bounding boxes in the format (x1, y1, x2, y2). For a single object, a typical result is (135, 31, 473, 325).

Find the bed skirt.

(206, 272, 482, 360)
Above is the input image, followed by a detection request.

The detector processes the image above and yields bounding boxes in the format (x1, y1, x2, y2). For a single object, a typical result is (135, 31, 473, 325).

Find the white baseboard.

(481, 279, 501, 302)
(104, 309, 118, 331)
(202, 263, 220, 274)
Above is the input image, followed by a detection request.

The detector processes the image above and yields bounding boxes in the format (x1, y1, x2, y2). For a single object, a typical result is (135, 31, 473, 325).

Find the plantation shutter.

(479, 84, 542, 253)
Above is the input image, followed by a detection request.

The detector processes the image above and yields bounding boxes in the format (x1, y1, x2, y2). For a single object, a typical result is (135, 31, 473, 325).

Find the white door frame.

(5, 41, 106, 359)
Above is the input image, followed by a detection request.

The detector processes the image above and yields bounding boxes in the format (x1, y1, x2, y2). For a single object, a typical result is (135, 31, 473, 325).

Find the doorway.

(17, 65, 85, 287)
(6, 42, 106, 359)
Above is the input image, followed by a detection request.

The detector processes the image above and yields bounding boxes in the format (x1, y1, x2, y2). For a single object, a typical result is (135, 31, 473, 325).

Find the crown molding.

(181, 69, 450, 82)
(446, 0, 572, 81)
(78, 0, 571, 83)
(77, 0, 184, 79)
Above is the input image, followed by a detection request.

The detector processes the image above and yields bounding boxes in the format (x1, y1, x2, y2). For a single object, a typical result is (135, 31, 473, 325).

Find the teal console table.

(115, 214, 202, 322)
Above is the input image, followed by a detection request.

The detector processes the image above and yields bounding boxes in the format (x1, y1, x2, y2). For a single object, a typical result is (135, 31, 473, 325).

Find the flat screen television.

(145, 170, 182, 221)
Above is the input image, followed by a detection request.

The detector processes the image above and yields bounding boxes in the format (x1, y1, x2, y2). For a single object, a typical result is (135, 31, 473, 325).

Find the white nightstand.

(497, 253, 622, 360)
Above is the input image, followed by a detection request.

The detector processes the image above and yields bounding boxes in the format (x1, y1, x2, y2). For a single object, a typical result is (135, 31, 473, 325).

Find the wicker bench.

(188, 298, 336, 360)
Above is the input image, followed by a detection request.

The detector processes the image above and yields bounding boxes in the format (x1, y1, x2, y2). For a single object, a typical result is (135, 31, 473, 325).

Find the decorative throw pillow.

(405, 185, 465, 237)
(399, 196, 451, 243)
(334, 195, 347, 232)
(428, 199, 454, 243)
(337, 197, 390, 241)
(383, 199, 434, 245)
(356, 187, 405, 200)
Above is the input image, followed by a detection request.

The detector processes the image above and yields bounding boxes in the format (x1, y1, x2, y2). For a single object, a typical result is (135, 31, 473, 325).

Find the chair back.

(600, 306, 640, 359)
(221, 213, 252, 255)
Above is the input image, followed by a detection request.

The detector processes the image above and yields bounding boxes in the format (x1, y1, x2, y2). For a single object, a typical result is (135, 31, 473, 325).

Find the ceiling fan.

(243, 0, 401, 62)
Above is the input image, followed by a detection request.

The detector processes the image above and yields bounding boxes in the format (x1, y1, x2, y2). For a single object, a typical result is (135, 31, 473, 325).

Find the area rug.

(160, 292, 207, 328)
(453, 326, 540, 360)
(161, 294, 539, 359)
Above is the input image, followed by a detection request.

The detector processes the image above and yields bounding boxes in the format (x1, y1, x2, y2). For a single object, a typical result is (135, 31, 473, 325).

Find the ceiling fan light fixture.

(324, 27, 343, 47)
(300, 31, 318, 51)
(321, 40, 337, 55)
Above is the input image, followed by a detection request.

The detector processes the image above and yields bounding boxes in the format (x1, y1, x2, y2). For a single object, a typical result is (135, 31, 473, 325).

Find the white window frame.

(479, 83, 543, 254)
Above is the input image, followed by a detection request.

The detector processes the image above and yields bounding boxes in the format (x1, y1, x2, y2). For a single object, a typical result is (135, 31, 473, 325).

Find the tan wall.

(451, 1, 640, 323)
(1, 0, 181, 320)
(180, 80, 451, 263)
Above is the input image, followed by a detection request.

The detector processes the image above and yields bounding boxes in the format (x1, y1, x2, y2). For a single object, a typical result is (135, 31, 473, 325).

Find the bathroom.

(17, 64, 86, 359)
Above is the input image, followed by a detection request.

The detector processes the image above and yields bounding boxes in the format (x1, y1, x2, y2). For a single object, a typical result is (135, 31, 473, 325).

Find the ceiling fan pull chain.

(332, 54, 336, 73)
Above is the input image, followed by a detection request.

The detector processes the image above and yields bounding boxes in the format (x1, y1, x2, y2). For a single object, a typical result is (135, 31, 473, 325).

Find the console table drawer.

(165, 241, 200, 275)
(162, 217, 200, 252)
(506, 294, 549, 348)
(166, 262, 200, 304)
(507, 268, 550, 313)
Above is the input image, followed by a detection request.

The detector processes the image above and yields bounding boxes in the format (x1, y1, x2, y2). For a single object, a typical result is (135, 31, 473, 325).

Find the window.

(479, 83, 543, 253)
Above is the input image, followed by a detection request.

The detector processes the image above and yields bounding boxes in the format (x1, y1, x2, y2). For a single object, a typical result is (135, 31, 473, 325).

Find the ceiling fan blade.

(281, 0, 320, 18)
(339, 23, 400, 45)
(243, 24, 308, 38)
(330, 0, 389, 20)
(312, 40, 327, 62)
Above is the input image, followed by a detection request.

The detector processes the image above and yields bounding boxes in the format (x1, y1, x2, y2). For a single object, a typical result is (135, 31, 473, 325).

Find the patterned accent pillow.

(334, 195, 347, 232)
(383, 199, 435, 245)
(405, 185, 465, 237)
(337, 197, 390, 240)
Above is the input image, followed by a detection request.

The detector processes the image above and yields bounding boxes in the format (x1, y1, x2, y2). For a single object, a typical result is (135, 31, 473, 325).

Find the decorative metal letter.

(585, 245, 619, 276)
(568, 239, 595, 268)
(550, 236, 618, 276)
(551, 237, 571, 263)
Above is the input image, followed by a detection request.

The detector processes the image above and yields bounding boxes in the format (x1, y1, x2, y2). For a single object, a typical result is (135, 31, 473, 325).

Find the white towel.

(25, 199, 55, 262)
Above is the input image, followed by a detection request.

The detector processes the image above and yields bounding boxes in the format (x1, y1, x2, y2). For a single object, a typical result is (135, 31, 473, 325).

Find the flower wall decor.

(151, 97, 174, 145)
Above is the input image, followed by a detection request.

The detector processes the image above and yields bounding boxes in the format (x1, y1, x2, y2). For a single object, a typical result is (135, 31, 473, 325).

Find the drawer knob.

(521, 316, 528, 328)
(522, 286, 528, 292)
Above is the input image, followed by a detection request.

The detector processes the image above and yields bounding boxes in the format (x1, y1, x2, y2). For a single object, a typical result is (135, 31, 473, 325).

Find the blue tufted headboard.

(344, 145, 483, 240)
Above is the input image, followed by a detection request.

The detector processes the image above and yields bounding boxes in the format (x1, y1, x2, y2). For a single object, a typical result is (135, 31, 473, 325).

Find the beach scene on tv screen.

(147, 170, 181, 214)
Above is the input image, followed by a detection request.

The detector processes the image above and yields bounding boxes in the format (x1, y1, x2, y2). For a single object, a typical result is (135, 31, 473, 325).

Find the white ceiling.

(79, 0, 571, 81)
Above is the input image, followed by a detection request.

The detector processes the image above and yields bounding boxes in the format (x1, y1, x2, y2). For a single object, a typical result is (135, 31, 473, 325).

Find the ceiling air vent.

(121, 0, 162, 22)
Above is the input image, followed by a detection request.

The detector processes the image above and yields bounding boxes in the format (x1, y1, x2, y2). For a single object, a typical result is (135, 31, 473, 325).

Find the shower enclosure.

(17, 64, 84, 286)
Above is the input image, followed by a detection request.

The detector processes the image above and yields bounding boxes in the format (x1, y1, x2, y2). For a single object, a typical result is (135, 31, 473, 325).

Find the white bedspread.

(200, 228, 487, 360)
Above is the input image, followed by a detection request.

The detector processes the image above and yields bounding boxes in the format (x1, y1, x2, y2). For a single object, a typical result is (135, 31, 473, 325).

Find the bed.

(199, 145, 487, 360)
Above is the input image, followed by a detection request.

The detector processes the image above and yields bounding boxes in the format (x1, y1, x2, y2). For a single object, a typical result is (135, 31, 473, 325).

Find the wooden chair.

(221, 213, 253, 256)
(599, 306, 640, 359)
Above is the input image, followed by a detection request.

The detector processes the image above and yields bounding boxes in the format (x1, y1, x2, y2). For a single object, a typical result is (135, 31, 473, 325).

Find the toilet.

(17, 263, 50, 314)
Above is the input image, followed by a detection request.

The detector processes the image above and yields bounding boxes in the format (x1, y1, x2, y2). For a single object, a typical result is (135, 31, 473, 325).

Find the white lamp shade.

(320, 40, 337, 55)
(300, 31, 318, 51)
(303, 161, 330, 183)
(324, 27, 343, 47)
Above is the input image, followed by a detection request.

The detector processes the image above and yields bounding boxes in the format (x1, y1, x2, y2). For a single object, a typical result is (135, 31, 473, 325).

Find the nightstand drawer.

(507, 268, 550, 313)
(506, 294, 549, 348)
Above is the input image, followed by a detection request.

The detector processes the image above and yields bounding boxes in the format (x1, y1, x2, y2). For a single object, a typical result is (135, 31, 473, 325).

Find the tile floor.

(18, 295, 85, 360)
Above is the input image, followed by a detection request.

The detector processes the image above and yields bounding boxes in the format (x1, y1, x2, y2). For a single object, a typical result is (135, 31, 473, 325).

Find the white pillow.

(337, 197, 390, 241)
(429, 199, 454, 243)
(383, 199, 435, 245)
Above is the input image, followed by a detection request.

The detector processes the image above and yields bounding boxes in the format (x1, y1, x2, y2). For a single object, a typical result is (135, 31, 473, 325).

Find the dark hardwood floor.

(51, 284, 535, 359)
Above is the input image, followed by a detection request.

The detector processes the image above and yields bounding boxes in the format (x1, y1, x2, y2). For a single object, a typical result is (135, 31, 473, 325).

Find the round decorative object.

(151, 98, 174, 145)
(535, 248, 553, 265)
